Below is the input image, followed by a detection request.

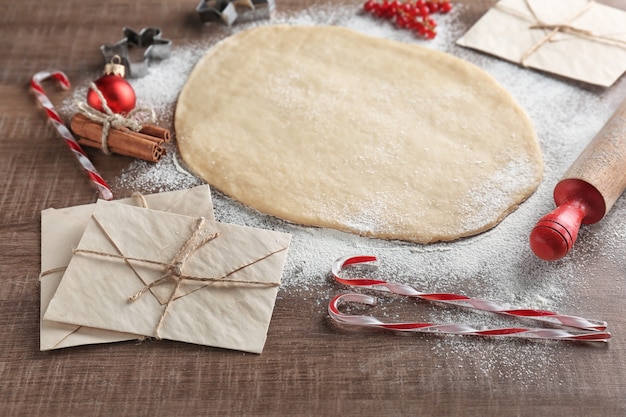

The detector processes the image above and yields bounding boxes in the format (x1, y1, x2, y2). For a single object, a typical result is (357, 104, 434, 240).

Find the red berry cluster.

(362, 0, 453, 39)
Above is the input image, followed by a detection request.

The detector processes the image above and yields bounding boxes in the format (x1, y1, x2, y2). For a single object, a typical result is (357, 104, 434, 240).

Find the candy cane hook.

(31, 71, 113, 200)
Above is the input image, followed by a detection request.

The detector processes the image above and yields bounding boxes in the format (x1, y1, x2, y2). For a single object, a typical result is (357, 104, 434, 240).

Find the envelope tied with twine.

(42, 189, 291, 353)
(456, 0, 626, 87)
(40, 185, 216, 351)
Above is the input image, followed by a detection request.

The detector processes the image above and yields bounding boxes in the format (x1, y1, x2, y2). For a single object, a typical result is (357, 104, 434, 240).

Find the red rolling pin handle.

(530, 98, 626, 261)
(530, 180, 605, 261)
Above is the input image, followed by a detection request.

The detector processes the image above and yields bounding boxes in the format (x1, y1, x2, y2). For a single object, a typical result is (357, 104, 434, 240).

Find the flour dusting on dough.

(460, 156, 539, 234)
(176, 25, 542, 243)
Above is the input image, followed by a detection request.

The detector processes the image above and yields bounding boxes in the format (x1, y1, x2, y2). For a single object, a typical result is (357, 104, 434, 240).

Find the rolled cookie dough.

(175, 25, 543, 243)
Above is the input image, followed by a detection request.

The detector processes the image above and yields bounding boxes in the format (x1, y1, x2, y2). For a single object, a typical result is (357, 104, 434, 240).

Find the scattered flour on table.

(60, 4, 625, 386)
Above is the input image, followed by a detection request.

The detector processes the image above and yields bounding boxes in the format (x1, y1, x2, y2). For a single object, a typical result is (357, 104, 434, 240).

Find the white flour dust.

(60, 3, 625, 386)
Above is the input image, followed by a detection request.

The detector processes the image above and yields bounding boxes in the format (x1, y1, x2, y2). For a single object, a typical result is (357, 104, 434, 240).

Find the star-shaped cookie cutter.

(100, 27, 172, 78)
(196, 0, 274, 25)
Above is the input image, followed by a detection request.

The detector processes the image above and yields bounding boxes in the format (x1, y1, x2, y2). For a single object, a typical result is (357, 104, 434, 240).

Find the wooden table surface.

(2, 0, 626, 415)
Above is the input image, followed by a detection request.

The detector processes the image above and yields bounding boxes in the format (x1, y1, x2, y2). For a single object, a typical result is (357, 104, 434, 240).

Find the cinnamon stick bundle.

(70, 113, 170, 162)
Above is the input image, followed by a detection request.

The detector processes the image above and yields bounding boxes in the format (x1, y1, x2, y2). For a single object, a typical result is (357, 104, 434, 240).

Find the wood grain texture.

(1, 0, 626, 416)
(562, 97, 626, 212)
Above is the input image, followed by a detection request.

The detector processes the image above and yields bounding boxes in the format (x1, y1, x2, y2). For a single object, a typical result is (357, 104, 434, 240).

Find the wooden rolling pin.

(530, 98, 626, 261)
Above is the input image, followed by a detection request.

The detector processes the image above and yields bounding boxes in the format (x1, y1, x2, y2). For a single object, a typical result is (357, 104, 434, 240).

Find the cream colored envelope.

(40, 185, 215, 351)
(456, 0, 626, 87)
(44, 200, 291, 354)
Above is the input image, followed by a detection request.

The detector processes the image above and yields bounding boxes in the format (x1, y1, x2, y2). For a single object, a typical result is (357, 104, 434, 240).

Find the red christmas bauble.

(87, 74, 136, 114)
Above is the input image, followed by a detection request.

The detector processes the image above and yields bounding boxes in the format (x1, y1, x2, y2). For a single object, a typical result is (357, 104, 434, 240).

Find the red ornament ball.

(87, 74, 136, 114)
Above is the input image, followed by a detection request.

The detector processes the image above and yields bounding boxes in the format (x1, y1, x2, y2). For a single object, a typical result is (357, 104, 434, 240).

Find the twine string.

(39, 266, 67, 279)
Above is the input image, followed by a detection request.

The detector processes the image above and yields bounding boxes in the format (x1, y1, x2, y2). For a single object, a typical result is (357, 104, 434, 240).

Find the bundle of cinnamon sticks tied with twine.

(71, 84, 170, 163)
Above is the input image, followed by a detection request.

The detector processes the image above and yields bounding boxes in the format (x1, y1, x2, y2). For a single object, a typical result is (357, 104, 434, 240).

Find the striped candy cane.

(329, 293, 611, 342)
(31, 71, 113, 200)
(329, 255, 610, 342)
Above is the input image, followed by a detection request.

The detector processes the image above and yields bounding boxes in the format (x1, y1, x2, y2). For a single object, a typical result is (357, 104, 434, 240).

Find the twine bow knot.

(168, 261, 185, 277)
(77, 82, 156, 155)
(126, 217, 222, 337)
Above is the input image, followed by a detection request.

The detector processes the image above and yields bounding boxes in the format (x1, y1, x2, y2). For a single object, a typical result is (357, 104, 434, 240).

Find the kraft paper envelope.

(456, 0, 626, 87)
(40, 185, 215, 351)
(44, 200, 291, 354)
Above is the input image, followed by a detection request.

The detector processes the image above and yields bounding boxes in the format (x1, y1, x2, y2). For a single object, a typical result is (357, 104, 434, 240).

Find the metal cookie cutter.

(100, 27, 172, 78)
(196, 0, 274, 26)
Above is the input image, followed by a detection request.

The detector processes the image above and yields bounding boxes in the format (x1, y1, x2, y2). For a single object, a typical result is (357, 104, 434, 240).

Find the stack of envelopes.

(40, 185, 291, 354)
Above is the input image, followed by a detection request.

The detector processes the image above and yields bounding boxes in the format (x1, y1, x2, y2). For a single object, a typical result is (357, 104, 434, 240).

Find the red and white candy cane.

(329, 255, 610, 342)
(329, 293, 611, 342)
(31, 71, 113, 200)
